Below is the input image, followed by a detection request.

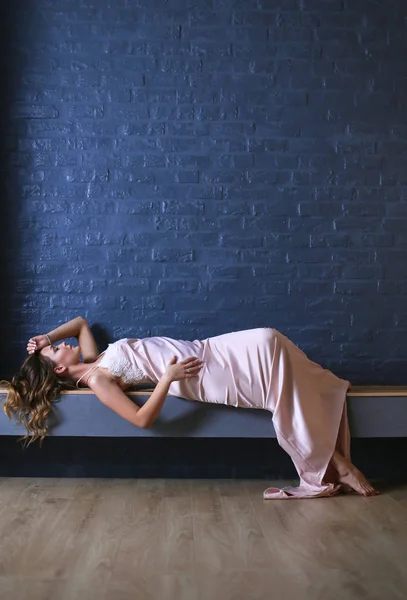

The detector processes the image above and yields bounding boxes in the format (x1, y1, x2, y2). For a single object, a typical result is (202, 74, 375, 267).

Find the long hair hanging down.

(1, 352, 75, 448)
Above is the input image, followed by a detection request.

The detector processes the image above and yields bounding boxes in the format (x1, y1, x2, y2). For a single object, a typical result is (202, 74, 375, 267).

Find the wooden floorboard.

(0, 477, 406, 599)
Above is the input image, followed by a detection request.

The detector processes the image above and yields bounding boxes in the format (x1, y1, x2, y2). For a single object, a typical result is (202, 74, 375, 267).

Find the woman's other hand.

(163, 356, 203, 383)
(26, 335, 51, 354)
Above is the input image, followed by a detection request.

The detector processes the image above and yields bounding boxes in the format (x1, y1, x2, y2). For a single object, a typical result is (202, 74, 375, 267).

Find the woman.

(2, 316, 380, 499)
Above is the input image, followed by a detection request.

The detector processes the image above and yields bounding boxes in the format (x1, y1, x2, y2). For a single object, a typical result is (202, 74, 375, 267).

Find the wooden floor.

(0, 478, 406, 600)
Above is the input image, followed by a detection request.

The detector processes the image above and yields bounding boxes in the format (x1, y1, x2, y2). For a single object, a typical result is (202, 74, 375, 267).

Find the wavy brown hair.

(1, 352, 75, 448)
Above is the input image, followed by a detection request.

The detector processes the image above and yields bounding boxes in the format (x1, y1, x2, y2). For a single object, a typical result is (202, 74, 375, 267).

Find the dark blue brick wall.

(1, 0, 407, 384)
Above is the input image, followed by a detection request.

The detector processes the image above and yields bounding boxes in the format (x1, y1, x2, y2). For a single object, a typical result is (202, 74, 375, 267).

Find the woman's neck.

(66, 359, 101, 386)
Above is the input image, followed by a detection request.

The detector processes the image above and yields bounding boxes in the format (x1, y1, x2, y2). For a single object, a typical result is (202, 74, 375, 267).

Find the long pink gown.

(99, 328, 351, 499)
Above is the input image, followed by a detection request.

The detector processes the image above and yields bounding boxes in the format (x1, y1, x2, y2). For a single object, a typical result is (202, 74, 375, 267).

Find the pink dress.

(97, 328, 351, 499)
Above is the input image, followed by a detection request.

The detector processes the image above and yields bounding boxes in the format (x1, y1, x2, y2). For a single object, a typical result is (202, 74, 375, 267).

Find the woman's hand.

(26, 335, 51, 354)
(163, 356, 203, 383)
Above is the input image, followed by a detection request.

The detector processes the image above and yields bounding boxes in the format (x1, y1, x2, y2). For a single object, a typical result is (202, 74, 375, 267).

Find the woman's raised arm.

(26, 316, 100, 362)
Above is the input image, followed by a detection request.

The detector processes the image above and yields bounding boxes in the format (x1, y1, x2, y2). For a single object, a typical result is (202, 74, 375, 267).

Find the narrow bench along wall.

(0, 386, 407, 438)
(1, 387, 407, 438)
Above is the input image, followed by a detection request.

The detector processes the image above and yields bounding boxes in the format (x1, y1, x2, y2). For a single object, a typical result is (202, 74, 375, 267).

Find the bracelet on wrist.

(45, 334, 52, 346)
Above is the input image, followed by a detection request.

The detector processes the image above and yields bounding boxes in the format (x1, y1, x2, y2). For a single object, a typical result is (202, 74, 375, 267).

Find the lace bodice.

(97, 339, 147, 384)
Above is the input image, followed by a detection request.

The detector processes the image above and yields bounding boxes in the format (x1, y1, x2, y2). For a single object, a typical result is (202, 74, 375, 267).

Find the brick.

(334, 282, 377, 295)
(342, 265, 382, 279)
(164, 294, 208, 310)
(152, 249, 194, 262)
(216, 295, 255, 310)
(157, 280, 199, 293)
(207, 266, 250, 279)
(220, 234, 262, 248)
(240, 249, 288, 263)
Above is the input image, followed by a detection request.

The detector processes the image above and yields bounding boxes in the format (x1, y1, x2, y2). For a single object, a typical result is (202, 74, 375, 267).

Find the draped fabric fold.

(122, 328, 350, 499)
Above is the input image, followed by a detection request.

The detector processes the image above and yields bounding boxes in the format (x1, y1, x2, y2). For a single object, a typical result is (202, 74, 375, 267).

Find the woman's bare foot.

(330, 451, 381, 497)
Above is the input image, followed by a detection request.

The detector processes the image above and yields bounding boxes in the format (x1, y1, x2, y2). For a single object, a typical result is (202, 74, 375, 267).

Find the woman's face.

(40, 342, 81, 367)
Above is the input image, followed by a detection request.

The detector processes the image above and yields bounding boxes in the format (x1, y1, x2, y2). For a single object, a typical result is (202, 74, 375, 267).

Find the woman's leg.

(328, 450, 381, 496)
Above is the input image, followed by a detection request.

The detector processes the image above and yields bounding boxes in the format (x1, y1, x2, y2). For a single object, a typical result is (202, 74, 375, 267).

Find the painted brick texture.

(1, 0, 407, 383)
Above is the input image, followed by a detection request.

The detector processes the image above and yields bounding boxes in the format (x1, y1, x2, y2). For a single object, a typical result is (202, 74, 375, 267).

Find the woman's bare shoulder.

(87, 369, 115, 389)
